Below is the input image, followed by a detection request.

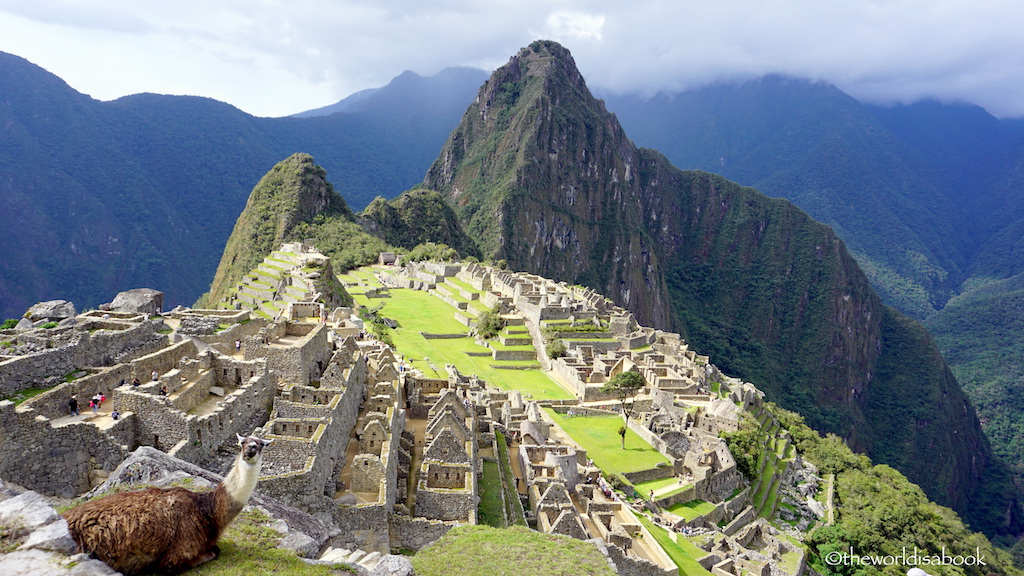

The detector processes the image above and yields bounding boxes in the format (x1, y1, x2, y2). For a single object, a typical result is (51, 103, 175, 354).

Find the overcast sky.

(1, 0, 1022, 118)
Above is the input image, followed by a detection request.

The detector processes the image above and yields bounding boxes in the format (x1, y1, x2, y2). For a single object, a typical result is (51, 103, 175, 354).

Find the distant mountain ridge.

(602, 77, 1024, 319)
(0, 52, 484, 319)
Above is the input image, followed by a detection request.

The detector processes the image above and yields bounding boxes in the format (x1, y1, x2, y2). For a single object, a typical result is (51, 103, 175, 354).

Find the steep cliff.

(423, 40, 1018, 534)
(425, 41, 672, 329)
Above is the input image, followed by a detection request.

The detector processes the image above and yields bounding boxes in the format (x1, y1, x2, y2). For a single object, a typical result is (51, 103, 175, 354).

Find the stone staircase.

(222, 250, 316, 318)
(318, 547, 386, 572)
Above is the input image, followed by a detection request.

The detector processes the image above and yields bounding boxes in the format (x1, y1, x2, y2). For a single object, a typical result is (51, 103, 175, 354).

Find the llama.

(63, 433, 273, 575)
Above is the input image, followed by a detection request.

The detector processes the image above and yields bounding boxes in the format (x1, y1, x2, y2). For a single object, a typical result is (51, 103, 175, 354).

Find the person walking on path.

(69, 395, 79, 416)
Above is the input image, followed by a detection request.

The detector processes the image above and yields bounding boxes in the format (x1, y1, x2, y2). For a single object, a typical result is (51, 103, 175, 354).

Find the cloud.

(1, 0, 1023, 117)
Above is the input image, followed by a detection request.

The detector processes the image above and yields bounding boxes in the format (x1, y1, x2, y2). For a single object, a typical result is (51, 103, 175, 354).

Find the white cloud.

(1, 0, 1023, 117)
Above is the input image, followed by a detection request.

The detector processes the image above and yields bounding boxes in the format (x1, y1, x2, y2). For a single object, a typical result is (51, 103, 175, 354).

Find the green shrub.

(0, 319, 17, 330)
(473, 307, 505, 340)
(546, 339, 566, 359)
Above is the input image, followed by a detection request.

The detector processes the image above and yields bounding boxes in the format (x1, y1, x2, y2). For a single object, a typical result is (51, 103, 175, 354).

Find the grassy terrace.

(543, 410, 668, 477)
(666, 500, 717, 521)
(411, 525, 615, 576)
(635, 513, 713, 576)
(344, 275, 572, 400)
(634, 476, 682, 494)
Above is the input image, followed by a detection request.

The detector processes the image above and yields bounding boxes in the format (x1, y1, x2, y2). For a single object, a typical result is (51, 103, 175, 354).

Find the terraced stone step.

(499, 335, 533, 346)
(317, 547, 384, 570)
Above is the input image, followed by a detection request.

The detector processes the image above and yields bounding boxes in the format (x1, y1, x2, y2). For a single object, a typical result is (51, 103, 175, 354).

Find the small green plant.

(545, 339, 566, 359)
(41, 322, 59, 329)
(0, 521, 26, 554)
(0, 318, 17, 330)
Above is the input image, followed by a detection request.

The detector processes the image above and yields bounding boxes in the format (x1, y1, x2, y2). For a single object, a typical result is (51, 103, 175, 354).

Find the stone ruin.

(0, 251, 822, 576)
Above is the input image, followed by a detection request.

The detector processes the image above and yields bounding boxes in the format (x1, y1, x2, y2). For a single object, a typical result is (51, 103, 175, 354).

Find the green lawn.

(412, 525, 615, 576)
(346, 280, 572, 400)
(478, 461, 505, 527)
(634, 476, 682, 494)
(543, 410, 668, 476)
(666, 500, 717, 521)
(634, 513, 713, 576)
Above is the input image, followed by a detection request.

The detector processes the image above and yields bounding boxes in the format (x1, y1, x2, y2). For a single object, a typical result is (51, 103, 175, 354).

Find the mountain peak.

(199, 153, 352, 307)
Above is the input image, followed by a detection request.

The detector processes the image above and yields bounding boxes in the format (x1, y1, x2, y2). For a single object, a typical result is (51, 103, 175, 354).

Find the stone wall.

(388, 515, 455, 551)
(414, 482, 477, 523)
(247, 323, 330, 385)
(258, 356, 367, 509)
(0, 401, 127, 497)
(327, 502, 392, 553)
(129, 339, 198, 383)
(0, 321, 167, 395)
(111, 358, 277, 462)
(604, 540, 677, 576)
(21, 364, 132, 420)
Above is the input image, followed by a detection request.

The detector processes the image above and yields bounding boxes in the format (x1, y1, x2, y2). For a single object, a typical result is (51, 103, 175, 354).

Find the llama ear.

(262, 438, 274, 447)
(236, 433, 245, 444)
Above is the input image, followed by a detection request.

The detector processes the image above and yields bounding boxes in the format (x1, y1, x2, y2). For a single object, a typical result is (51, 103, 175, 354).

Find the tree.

(473, 305, 505, 340)
(601, 370, 646, 424)
(719, 412, 761, 480)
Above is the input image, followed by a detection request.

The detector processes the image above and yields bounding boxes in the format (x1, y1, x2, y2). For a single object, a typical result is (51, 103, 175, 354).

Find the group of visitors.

(67, 392, 120, 420)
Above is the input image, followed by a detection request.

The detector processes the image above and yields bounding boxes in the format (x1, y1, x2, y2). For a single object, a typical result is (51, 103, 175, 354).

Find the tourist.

(111, 408, 121, 420)
(68, 395, 79, 416)
(90, 399, 98, 414)
(132, 377, 140, 387)
(649, 490, 655, 500)
(152, 370, 159, 381)
(159, 386, 168, 396)
(235, 339, 241, 352)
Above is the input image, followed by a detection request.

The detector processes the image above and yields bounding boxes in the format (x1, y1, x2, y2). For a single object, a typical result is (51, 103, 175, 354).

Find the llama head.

(236, 433, 273, 462)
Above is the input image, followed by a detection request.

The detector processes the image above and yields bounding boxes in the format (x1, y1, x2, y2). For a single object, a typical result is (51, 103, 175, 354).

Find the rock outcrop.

(103, 289, 164, 315)
(25, 300, 77, 322)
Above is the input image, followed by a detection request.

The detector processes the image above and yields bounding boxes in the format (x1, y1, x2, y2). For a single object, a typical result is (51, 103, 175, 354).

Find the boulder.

(25, 300, 76, 322)
(0, 491, 61, 531)
(105, 288, 164, 315)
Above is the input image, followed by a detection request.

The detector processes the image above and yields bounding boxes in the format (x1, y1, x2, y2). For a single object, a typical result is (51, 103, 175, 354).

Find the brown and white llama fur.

(63, 433, 272, 575)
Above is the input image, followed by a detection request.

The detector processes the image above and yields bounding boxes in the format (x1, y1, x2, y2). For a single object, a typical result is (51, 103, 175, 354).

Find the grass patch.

(634, 513, 714, 576)
(543, 410, 668, 476)
(634, 476, 682, 495)
(411, 525, 615, 576)
(183, 508, 354, 575)
(666, 500, 717, 521)
(496, 431, 526, 526)
(349, 284, 571, 400)
(4, 386, 52, 405)
(0, 522, 27, 553)
(478, 461, 505, 527)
